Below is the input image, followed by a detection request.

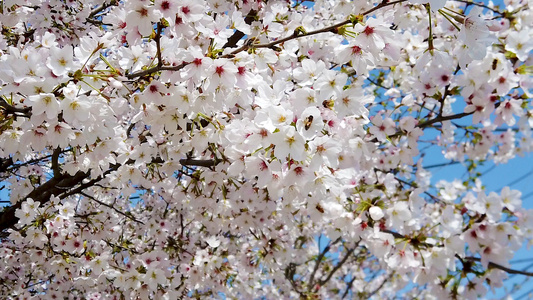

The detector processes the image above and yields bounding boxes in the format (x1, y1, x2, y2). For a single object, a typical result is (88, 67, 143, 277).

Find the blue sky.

(0, 0, 531, 298)
(432, 0, 533, 298)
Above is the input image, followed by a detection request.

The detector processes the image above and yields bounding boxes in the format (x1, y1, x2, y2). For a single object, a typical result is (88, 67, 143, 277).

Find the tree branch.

(366, 272, 394, 298)
(284, 262, 306, 298)
(87, 0, 117, 19)
(179, 158, 218, 168)
(155, 22, 163, 68)
(422, 160, 461, 169)
(454, 0, 505, 15)
(0, 98, 31, 117)
(385, 229, 533, 277)
(251, 0, 406, 52)
(222, 10, 258, 49)
(341, 275, 357, 299)
(417, 112, 472, 128)
(51, 148, 61, 178)
(317, 246, 356, 287)
(79, 192, 144, 224)
(0, 171, 89, 234)
(308, 237, 341, 292)
(462, 256, 533, 277)
(0, 154, 221, 233)
(125, 0, 406, 80)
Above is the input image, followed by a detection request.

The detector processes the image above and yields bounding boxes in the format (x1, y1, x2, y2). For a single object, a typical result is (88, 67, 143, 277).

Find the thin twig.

(79, 192, 144, 224)
(454, 0, 505, 15)
(318, 246, 356, 287)
(126, 0, 406, 80)
(367, 272, 394, 298)
(308, 237, 341, 291)
(462, 256, 533, 277)
(341, 275, 358, 299)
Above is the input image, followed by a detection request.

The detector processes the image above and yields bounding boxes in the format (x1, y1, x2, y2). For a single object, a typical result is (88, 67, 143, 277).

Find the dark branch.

(222, 10, 258, 49)
(341, 275, 357, 299)
(308, 237, 341, 291)
(88, 0, 117, 19)
(367, 272, 394, 298)
(417, 112, 472, 128)
(179, 158, 218, 168)
(125, 1, 406, 80)
(0, 171, 89, 234)
(318, 246, 356, 287)
(462, 256, 533, 277)
(51, 148, 61, 178)
(155, 22, 163, 68)
(385, 229, 533, 277)
(0, 98, 31, 117)
(79, 192, 144, 224)
(454, 0, 505, 15)
(0, 155, 220, 233)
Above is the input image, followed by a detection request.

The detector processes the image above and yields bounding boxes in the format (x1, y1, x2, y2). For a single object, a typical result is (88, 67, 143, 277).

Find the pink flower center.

(505, 101, 512, 109)
(215, 66, 224, 76)
(351, 45, 362, 55)
(193, 58, 202, 66)
(137, 8, 148, 17)
(161, 1, 170, 10)
(294, 167, 304, 176)
(363, 26, 375, 36)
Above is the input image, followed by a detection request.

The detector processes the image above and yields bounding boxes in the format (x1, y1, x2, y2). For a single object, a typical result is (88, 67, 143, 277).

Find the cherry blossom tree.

(0, 0, 532, 298)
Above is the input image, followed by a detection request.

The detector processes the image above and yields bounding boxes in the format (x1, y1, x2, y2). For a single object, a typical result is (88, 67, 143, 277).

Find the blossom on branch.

(0, 0, 531, 299)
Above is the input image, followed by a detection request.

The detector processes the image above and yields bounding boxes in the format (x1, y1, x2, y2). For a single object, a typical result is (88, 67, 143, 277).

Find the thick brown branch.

(179, 158, 218, 167)
(0, 155, 219, 233)
(0, 171, 89, 233)
(58, 165, 120, 200)
(284, 262, 306, 297)
(155, 23, 163, 68)
(0, 157, 14, 174)
(223, 10, 257, 49)
(0, 98, 31, 117)
(51, 148, 61, 178)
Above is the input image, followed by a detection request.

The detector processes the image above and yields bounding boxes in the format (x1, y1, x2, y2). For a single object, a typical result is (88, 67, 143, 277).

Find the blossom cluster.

(0, 0, 532, 299)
